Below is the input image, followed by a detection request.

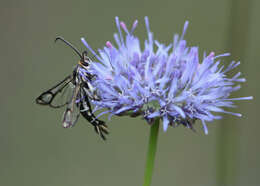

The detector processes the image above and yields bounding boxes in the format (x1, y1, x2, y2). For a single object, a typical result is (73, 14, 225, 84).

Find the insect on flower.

(35, 37, 109, 140)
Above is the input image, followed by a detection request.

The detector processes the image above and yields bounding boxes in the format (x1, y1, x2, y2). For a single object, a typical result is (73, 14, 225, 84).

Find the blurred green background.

(1, 0, 259, 186)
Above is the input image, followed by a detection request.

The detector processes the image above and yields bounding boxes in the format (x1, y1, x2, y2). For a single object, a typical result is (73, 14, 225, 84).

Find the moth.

(36, 37, 108, 140)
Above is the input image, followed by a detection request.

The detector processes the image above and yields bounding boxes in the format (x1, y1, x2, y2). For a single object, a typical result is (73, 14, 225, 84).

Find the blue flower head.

(81, 17, 252, 134)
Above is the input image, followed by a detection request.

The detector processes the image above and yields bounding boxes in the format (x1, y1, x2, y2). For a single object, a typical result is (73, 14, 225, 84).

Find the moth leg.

(82, 82, 101, 101)
(79, 90, 108, 140)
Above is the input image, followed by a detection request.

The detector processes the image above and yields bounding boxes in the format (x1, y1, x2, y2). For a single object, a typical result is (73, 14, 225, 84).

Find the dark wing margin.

(35, 75, 73, 108)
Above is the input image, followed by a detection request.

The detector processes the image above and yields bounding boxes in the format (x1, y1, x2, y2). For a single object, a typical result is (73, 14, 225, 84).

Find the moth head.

(81, 51, 91, 66)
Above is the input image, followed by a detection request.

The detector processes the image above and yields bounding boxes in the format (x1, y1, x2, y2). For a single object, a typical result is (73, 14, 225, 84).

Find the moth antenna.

(55, 36, 82, 59)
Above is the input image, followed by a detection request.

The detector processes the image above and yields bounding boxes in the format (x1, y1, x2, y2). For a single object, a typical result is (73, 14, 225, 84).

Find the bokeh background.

(1, 0, 259, 186)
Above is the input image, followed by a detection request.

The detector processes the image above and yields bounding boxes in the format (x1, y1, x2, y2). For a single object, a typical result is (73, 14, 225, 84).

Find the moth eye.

(84, 57, 91, 63)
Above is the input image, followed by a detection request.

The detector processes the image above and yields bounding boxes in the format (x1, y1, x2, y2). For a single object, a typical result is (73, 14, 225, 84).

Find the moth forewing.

(36, 75, 73, 108)
(50, 82, 74, 108)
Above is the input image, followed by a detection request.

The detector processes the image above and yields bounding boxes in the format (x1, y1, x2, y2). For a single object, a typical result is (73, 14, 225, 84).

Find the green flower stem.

(143, 118, 160, 186)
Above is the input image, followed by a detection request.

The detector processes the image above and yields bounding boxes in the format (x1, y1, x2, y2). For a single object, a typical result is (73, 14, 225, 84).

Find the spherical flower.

(81, 17, 252, 134)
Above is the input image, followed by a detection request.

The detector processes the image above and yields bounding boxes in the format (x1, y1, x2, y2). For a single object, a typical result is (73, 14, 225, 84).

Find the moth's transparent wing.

(36, 75, 73, 108)
(62, 85, 81, 128)
(50, 82, 75, 108)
